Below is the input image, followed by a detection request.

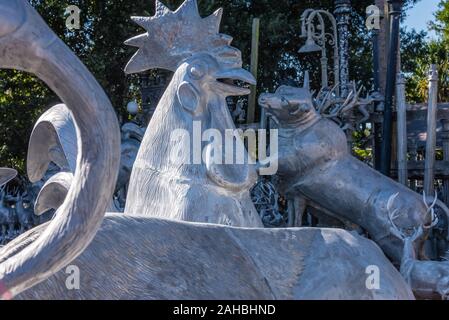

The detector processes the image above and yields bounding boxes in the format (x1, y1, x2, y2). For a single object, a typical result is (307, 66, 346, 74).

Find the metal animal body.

(398, 226, 449, 300)
(258, 85, 432, 263)
(123, 0, 263, 227)
(14, 214, 414, 300)
(0, 0, 417, 300)
(259, 85, 449, 298)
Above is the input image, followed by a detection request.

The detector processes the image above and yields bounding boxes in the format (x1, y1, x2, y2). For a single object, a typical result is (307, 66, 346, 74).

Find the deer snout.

(258, 94, 275, 109)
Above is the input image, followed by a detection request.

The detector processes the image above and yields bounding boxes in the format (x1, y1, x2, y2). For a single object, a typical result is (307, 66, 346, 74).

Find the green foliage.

(432, 0, 449, 39)
(405, 40, 449, 103)
(403, 0, 449, 103)
(0, 70, 57, 173)
(352, 128, 373, 163)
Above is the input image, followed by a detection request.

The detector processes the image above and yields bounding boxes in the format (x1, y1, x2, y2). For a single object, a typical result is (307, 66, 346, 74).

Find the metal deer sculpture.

(0, 0, 415, 300)
(258, 84, 449, 298)
(389, 193, 449, 300)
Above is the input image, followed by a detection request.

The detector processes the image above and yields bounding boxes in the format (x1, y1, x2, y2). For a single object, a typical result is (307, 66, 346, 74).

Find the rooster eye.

(189, 64, 205, 80)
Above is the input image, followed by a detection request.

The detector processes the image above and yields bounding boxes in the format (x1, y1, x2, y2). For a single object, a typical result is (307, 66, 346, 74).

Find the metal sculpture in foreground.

(123, 0, 263, 227)
(258, 84, 449, 299)
(0, 0, 414, 300)
(0, 0, 121, 297)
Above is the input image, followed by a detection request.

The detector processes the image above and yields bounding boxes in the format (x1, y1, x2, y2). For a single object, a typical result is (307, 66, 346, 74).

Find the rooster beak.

(214, 68, 256, 96)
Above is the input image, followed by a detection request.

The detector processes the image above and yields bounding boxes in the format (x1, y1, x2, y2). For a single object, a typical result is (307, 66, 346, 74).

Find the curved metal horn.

(27, 104, 77, 182)
(0, 0, 120, 297)
(34, 172, 73, 216)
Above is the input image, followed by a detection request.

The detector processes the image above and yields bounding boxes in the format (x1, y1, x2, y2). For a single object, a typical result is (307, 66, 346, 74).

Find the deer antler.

(315, 86, 326, 103)
(387, 192, 407, 239)
(316, 80, 376, 127)
(316, 83, 339, 113)
(387, 191, 440, 241)
(339, 82, 363, 115)
(422, 191, 439, 229)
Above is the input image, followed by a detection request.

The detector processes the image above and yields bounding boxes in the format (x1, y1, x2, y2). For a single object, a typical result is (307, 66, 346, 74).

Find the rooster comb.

(124, 0, 242, 74)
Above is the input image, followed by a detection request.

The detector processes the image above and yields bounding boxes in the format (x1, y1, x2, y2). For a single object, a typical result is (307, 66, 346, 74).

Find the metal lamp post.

(380, 0, 402, 176)
(334, 0, 351, 98)
(424, 65, 439, 195)
(299, 9, 340, 95)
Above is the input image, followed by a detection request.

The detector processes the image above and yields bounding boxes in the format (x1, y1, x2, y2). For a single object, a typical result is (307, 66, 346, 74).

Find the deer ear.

(303, 70, 310, 90)
(177, 81, 199, 113)
(288, 102, 311, 116)
(286, 100, 301, 115)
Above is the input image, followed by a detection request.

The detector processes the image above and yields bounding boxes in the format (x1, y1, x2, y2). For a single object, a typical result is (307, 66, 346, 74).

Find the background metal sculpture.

(15, 214, 414, 300)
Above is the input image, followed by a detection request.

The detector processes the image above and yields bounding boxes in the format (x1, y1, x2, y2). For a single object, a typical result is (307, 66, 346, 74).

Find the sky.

(404, 0, 441, 39)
